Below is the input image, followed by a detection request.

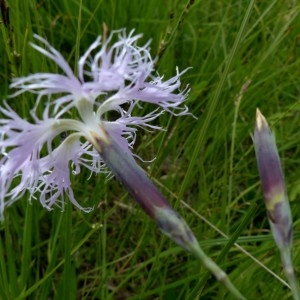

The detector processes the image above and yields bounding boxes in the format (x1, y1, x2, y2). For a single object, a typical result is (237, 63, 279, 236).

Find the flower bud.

(254, 108, 292, 249)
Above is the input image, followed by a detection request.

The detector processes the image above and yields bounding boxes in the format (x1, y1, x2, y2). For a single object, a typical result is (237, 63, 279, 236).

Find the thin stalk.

(189, 242, 246, 300)
(95, 133, 246, 300)
(281, 247, 300, 300)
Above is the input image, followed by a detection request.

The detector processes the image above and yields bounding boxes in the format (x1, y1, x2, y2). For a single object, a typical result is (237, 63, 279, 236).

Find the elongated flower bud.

(95, 131, 245, 299)
(254, 109, 300, 299)
(94, 131, 197, 252)
(254, 108, 293, 250)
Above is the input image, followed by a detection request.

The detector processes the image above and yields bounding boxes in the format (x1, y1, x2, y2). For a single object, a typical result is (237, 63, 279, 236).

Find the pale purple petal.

(36, 137, 96, 211)
(0, 105, 105, 219)
(1, 28, 190, 219)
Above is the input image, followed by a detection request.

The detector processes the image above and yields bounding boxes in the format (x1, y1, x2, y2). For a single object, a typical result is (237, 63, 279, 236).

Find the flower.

(0, 29, 189, 220)
(254, 109, 300, 299)
(0, 30, 247, 298)
(254, 108, 292, 250)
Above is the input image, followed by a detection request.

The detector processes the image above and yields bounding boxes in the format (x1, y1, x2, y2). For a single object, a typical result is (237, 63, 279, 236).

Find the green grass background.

(1, 0, 300, 299)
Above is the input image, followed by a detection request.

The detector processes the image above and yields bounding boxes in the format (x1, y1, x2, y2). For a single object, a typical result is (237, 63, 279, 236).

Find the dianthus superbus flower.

(0, 29, 245, 298)
(0, 29, 188, 219)
(254, 109, 300, 298)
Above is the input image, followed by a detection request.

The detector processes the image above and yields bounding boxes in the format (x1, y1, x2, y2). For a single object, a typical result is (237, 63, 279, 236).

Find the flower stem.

(189, 242, 246, 300)
(95, 133, 245, 299)
(254, 109, 300, 299)
(281, 247, 300, 300)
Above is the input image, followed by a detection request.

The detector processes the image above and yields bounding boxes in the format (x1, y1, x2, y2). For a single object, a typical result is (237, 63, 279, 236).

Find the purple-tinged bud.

(94, 130, 197, 251)
(254, 108, 293, 250)
(95, 129, 245, 299)
(94, 135, 169, 218)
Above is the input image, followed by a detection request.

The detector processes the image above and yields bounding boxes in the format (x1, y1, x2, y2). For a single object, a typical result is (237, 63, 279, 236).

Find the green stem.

(281, 247, 300, 300)
(96, 133, 246, 299)
(189, 242, 246, 300)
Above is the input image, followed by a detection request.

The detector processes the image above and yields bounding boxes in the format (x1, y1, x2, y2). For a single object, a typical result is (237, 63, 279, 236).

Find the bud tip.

(256, 108, 268, 132)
